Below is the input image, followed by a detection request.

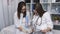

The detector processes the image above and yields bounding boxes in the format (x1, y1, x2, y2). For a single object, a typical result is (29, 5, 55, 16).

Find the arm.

(46, 12, 53, 31)
(17, 26, 23, 31)
(14, 13, 23, 31)
(41, 12, 53, 33)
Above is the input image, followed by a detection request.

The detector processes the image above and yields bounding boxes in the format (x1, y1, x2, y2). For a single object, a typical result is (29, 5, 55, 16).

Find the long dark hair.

(17, 1, 26, 19)
(35, 3, 46, 17)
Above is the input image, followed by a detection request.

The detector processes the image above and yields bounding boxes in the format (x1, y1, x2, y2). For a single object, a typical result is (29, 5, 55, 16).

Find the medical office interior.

(0, 0, 60, 34)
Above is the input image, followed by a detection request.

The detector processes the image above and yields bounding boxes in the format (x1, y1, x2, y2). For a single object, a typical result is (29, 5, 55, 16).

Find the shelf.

(26, 2, 50, 4)
(26, 3, 51, 4)
(52, 2, 60, 3)
(53, 25, 60, 30)
(50, 13, 60, 14)
(40, 2, 51, 4)
(40, 1, 60, 4)
(40, 0, 49, 3)
(54, 24, 60, 25)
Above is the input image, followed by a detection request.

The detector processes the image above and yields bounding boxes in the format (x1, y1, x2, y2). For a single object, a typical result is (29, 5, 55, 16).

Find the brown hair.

(35, 3, 46, 17)
(17, 1, 26, 19)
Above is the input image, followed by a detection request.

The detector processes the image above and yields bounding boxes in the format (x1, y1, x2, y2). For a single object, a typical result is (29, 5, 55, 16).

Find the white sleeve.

(46, 12, 53, 29)
(14, 13, 20, 28)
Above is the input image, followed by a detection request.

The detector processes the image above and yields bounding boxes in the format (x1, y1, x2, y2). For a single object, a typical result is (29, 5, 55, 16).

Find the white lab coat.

(32, 12, 53, 34)
(14, 12, 31, 34)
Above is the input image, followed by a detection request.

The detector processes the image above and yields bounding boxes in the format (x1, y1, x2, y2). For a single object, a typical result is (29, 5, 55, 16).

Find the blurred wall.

(0, 0, 5, 31)
(0, 0, 19, 31)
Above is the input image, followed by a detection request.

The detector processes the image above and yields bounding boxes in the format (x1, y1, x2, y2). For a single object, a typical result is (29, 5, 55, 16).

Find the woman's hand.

(46, 27, 51, 32)
(41, 29, 47, 33)
(18, 26, 23, 31)
(32, 28, 35, 32)
(41, 27, 51, 33)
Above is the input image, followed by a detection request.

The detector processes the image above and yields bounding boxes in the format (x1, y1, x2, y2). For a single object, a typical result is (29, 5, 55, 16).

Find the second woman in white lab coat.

(32, 3, 53, 34)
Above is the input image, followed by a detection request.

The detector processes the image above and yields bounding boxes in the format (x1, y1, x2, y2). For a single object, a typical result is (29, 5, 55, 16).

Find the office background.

(0, 0, 60, 34)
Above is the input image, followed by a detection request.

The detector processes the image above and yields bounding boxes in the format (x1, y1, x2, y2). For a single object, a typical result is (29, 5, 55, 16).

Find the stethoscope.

(32, 16, 43, 34)
(34, 16, 42, 26)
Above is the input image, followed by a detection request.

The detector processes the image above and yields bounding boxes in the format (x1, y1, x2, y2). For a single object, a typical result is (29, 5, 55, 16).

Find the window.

(25, 0, 31, 3)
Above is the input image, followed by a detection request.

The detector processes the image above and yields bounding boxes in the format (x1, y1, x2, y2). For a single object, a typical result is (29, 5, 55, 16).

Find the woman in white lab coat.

(32, 3, 53, 34)
(14, 1, 32, 34)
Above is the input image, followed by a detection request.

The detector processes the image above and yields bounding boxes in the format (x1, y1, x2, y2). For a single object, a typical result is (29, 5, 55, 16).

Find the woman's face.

(34, 10, 38, 15)
(21, 6, 26, 13)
